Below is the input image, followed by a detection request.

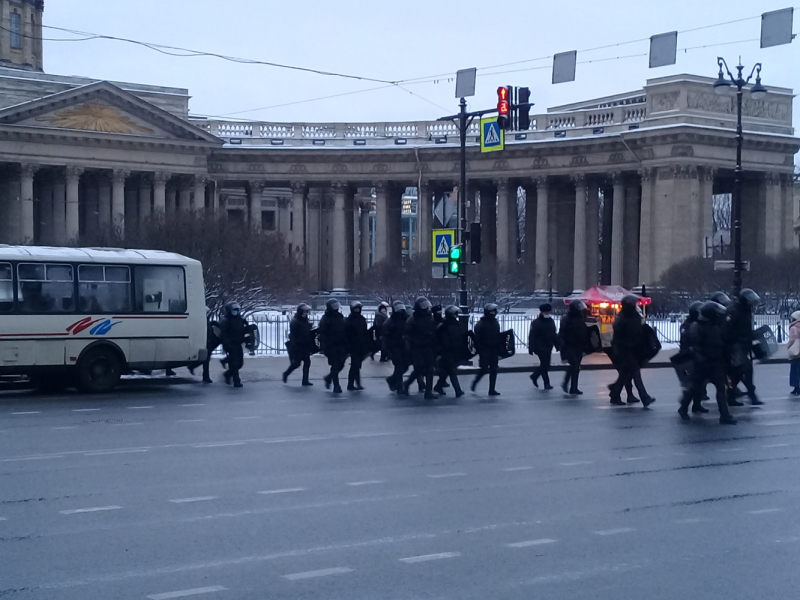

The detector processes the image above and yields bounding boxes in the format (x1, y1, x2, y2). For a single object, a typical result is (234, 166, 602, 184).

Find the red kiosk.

(565, 286, 651, 348)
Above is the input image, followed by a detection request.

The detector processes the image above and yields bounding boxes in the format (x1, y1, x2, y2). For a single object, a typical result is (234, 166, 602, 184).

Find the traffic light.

(518, 87, 531, 130)
(497, 86, 510, 130)
(448, 244, 463, 276)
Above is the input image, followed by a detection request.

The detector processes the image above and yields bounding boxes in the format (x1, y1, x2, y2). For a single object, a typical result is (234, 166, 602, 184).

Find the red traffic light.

(497, 86, 509, 101)
(497, 86, 510, 118)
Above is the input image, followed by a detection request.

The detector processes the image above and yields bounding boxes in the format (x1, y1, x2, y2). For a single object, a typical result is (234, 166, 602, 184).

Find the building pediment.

(0, 81, 221, 144)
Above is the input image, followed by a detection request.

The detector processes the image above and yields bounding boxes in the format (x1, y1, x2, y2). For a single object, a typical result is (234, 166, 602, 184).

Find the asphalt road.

(2, 364, 800, 600)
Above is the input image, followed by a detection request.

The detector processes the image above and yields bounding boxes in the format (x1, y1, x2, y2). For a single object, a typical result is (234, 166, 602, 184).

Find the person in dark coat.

(434, 305, 465, 397)
(528, 303, 560, 390)
(383, 301, 409, 392)
(558, 299, 587, 396)
(317, 298, 348, 394)
(189, 310, 221, 384)
(345, 300, 370, 391)
(677, 301, 707, 412)
(372, 302, 390, 361)
(471, 303, 502, 396)
(679, 301, 736, 425)
(402, 297, 438, 399)
(722, 288, 762, 406)
(608, 295, 655, 407)
(219, 302, 248, 388)
(282, 303, 315, 386)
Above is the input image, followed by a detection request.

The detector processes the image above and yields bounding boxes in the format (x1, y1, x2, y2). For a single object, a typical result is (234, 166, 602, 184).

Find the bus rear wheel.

(76, 347, 122, 394)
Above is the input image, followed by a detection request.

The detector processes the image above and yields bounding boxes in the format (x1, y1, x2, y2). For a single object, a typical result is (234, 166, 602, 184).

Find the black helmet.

(700, 301, 727, 321)
(739, 288, 760, 308)
(392, 300, 405, 313)
(225, 302, 241, 317)
(484, 303, 498, 317)
(432, 304, 443, 314)
(688, 301, 703, 320)
(414, 296, 432, 311)
(297, 303, 311, 317)
(350, 300, 363, 311)
(621, 295, 639, 311)
(710, 291, 732, 308)
(326, 298, 341, 312)
(569, 299, 587, 313)
(444, 305, 460, 319)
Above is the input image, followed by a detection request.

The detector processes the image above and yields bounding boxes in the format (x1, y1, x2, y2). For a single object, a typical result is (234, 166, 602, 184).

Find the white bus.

(0, 246, 207, 393)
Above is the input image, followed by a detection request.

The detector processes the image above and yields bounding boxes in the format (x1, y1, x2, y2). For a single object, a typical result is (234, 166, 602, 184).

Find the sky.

(43, 0, 799, 134)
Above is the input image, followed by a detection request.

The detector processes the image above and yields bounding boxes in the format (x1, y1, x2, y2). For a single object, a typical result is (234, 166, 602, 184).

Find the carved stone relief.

(570, 155, 588, 167)
(531, 157, 548, 169)
(671, 145, 694, 158)
(650, 91, 680, 112)
(608, 152, 624, 163)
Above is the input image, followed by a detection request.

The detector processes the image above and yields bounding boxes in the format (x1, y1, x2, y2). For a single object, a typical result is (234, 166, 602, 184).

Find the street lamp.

(713, 57, 766, 295)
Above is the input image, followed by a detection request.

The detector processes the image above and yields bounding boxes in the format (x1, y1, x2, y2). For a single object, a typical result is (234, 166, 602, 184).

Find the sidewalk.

(223, 346, 792, 384)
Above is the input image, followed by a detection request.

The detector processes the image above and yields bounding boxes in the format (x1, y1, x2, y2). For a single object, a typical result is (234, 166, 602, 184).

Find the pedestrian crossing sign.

(432, 229, 455, 263)
(480, 116, 504, 153)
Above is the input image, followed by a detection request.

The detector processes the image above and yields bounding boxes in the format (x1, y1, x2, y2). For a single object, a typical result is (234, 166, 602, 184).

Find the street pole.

(458, 97, 469, 327)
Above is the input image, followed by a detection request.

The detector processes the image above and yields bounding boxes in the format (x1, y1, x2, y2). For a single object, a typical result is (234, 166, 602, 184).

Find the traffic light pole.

(458, 97, 469, 326)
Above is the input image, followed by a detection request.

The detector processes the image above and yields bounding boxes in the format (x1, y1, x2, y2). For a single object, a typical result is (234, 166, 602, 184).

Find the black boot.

(488, 372, 500, 396)
(347, 371, 356, 391)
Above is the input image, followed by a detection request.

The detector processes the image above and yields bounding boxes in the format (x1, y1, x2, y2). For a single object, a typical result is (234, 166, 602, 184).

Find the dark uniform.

(345, 301, 370, 391)
(679, 301, 736, 425)
(471, 304, 502, 396)
(528, 303, 559, 390)
(317, 298, 347, 394)
(282, 303, 315, 386)
(722, 288, 762, 406)
(678, 301, 706, 412)
(189, 312, 221, 384)
(608, 295, 655, 407)
(403, 297, 438, 399)
(383, 301, 409, 392)
(219, 302, 248, 388)
(434, 305, 465, 397)
(559, 300, 587, 396)
(372, 302, 389, 361)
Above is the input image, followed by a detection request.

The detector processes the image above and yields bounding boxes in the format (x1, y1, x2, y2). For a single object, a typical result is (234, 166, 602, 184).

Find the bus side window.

(134, 266, 186, 314)
(0, 263, 12, 312)
(78, 265, 131, 313)
(17, 263, 74, 313)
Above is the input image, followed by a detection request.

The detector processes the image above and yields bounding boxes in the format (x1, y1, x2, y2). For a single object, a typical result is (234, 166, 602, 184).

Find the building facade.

(0, 7, 796, 293)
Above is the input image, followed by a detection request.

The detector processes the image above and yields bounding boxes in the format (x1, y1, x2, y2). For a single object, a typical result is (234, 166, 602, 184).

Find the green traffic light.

(449, 245, 462, 259)
(449, 261, 460, 274)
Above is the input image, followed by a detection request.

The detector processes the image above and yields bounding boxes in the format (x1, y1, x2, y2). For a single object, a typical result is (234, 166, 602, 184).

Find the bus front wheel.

(76, 347, 122, 394)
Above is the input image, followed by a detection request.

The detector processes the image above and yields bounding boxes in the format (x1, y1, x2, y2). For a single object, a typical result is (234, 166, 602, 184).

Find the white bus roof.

(0, 245, 199, 265)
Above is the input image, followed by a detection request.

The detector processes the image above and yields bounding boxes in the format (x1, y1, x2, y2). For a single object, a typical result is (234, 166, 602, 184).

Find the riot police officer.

(283, 303, 315, 386)
(723, 288, 763, 406)
(383, 301, 409, 392)
(528, 303, 559, 390)
(403, 296, 438, 400)
(219, 302, 248, 388)
(372, 301, 390, 361)
(345, 300, 370, 391)
(471, 303, 502, 396)
(679, 301, 736, 425)
(608, 295, 655, 407)
(559, 299, 587, 396)
(434, 305, 465, 397)
(317, 298, 348, 394)
(679, 300, 707, 412)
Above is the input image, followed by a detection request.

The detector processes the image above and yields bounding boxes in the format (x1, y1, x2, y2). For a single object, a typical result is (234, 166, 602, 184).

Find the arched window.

(10, 11, 22, 48)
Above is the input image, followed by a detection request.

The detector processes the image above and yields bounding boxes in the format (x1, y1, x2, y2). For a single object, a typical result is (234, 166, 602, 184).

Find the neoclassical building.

(0, 0, 797, 293)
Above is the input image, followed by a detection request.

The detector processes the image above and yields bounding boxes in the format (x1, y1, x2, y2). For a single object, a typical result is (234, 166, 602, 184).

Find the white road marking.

(3, 454, 64, 462)
(234, 401, 256, 405)
(112, 422, 143, 427)
(764, 443, 791, 448)
(622, 456, 649, 461)
(127, 406, 154, 410)
(182, 404, 205, 407)
(400, 552, 461, 563)
(234, 416, 261, 420)
(193, 442, 245, 448)
(72, 408, 101, 412)
(0, 517, 7, 521)
(169, 496, 217, 504)
(147, 586, 227, 600)
(52, 426, 77, 430)
(426, 472, 466, 479)
(288, 413, 313, 417)
(12, 411, 40, 415)
(347, 480, 385, 486)
(283, 567, 353, 580)
(60, 505, 122, 515)
(718, 448, 744, 452)
(507, 538, 557, 548)
(177, 419, 206, 423)
(560, 461, 594, 466)
(761, 421, 800, 427)
(84, 449, 148, 456)
(594, 527, 635, 536)
(503, 466, 534, 472)
(675, 518, 707, 524)
(257, 487, 306, 495)
(749, 508, 783, 515)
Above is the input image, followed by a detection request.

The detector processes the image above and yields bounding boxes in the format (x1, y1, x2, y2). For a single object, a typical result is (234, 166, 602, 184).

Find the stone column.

(480, 184, 497, 263)
(178, 178, 192, 212)
(66, 166, 83, 243)
(248, 181, 263, 230)
(307, 196, 321, 289)
(138, 174, 152, 222)
(623, 177, 641, 288)
(211, 180, 220, 214)
(586, 179, 600, 287)
(534, 177, 549, 290)
(610, 173, 625, 285)
(165, 182, 177, 213)
(51, 174, 67, 245)
(783, 174, 797, 250)
(20, 163, 37, 244)
(699, 168, 715, 257)
(39, 183, 53, 245)
(467, 183, 478, 223)
(331, 183, 347, 289)
(572, 175, 587, 290)
(360, 201, 371, 272)
(638, 168, 655, 284)
(98, 172, 112, 230)
(291, 182, 306, 262)
(112, 169, 128, 237)
(495, 179, 514, 269)
(374, 182, 388, 264)
(193, 175, 207, 212)
(417, 182, 431, 261)
(387, 184, 404, 266)
(763, 173, 783, 255)
(278, 198, 291, 238)
(153, 172, 168, 214)
(523, 182, 537, 281)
